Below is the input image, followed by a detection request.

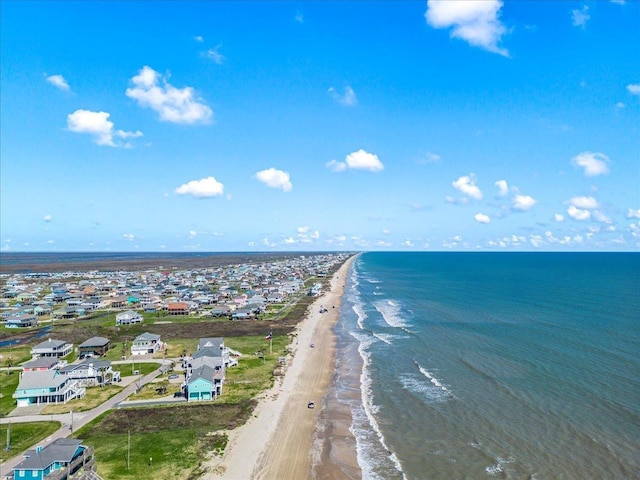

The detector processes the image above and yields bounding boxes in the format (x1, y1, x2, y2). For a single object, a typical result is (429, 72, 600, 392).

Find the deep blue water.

(334, 252, 640, 479)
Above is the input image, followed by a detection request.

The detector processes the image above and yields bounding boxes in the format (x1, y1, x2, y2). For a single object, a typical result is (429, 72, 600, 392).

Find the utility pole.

(70, 409, 73, 434)
(6, 419, 10, 451)
(127, 429, 130, 470)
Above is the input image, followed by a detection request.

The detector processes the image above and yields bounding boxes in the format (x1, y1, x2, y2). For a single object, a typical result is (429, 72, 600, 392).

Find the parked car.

(168, 374, 179, 379)
(308, 401, 315, 409)
(174, 391, 184, 398)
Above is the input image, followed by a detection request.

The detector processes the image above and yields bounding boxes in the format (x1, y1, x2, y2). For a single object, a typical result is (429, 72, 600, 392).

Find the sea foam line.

(351, 331, 407, 479)
(374, 299, 409, 329)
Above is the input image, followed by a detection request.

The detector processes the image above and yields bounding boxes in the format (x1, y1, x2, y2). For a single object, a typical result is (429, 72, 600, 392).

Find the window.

(18, 471, 25, 477)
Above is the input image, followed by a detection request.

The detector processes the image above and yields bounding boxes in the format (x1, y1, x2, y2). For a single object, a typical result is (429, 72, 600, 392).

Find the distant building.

(13, 370, 85, 407)
(115, 310, 143, 325)
(78, 336, 111, 357)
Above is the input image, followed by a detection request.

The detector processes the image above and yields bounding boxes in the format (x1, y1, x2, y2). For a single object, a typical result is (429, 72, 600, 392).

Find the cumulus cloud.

(46, 74, 70, 91)
(123, 233, 136, 241)
(175, 176, 225, 198)
(328, 149, 384, 173)
(425, 0, 508, 56)
(571, 5, 590, 28)
(43, 214, 52, 222)
(206, 45, 225, 64)
(328, 85, 357, 106)
(474, 213, 491, 224)
(627, 84, 640, 96)
(571, 151, 610, 177)
(554, 213, 565, 222)
(570, 196, 599, 209)
(627, 208, 640, 219)
(126, 66, 213, 124)
(495, 179, 509, 196)
(418, 152, 441, 164)
(452, 174, 483, 199)
(67, 109, 143, 147)
(513, 195, 537, 211)
(255, 168, 292, 192)
(567, 205, 591, 221)
(593, 210, 612, 224)
(194, 35, 204, 42)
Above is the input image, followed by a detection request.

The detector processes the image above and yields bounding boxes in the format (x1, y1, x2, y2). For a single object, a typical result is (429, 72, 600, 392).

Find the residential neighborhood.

(0, 253, 349, 479)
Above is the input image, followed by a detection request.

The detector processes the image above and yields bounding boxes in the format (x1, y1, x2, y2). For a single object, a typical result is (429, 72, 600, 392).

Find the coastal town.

(0, 252, 351, 479)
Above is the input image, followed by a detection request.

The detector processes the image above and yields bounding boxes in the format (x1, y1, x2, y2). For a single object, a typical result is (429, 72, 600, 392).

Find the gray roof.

(22, 357, 60, 369)
(189, 364, 216, 385)
(79, 336, 110, 348)
(17, 370, 67, 390)
(192, 355, 223, 370)
(198, 337, 223, 351)
(59, 358, 111, 373)
(134, 332, 160, 342)
(193, 347, 221, 360)
(32, 338, 67, 350)
(15, 438, 83, 471)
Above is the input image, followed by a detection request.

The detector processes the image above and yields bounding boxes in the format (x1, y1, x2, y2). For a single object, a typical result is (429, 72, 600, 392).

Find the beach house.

(13, 370, 85, 407)
(12, 438, 94, 480)
(31, 338, 73, 358)
(58, 358, 120, 386)
(115, 310, 143, 325)
(78, 336, 111, 357)
(131, 332, 162, 356)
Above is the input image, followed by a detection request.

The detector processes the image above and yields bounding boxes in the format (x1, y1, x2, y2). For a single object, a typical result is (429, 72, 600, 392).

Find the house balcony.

(45, 447, 96, 480)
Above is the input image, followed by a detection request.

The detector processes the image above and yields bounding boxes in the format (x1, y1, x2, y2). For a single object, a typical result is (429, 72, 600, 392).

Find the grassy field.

(41, 385, 124, 414)
(73, 402, 254, 479)
(0, 421, 60, 462)
(0, 345, 32, 368)
(0, 371, 20, 415)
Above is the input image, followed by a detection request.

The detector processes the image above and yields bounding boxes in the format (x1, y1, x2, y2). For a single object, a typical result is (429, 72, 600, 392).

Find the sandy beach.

(205, 255, 359, 480)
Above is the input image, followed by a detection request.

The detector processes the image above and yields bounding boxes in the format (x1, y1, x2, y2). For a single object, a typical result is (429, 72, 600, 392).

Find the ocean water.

(333, 252, 640, 480)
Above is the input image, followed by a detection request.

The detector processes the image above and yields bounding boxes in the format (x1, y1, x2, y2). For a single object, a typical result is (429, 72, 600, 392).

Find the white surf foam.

(374, 299, 409, 329)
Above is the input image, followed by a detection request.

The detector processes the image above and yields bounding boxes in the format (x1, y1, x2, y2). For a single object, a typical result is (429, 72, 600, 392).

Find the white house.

(131, 332, 162, 356)
(31, 338, 73, 358)
(115, 310, 143, 325)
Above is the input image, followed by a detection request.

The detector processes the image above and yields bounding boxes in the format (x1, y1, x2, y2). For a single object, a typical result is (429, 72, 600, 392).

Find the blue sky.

(1, 1, 638, 252)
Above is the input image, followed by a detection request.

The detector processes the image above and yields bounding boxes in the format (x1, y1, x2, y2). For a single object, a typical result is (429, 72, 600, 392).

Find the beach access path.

(206, 255, 358, 480)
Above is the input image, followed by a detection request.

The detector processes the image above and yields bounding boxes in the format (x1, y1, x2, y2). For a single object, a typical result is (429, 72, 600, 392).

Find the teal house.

(12, 438, 93, 480)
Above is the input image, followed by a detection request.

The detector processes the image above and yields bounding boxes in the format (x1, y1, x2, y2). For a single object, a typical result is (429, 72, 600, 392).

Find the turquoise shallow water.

(334, 252, 640, 480)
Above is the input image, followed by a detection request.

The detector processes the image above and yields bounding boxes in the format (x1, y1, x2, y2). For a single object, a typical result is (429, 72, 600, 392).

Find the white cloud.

(67, 109, 143, 147)
(570, 196, 599, 209)
(175, 176, 225, 198)
(567, 205, 591, 221)
(403, 239, 414, 247)
(616, 102, 626, 109)
(206, 45, 225, 64)
(295, 12, 304, 23)
(425, 0, 508, 56)
(418, 152, 441, 164)
(43, 214, 52, 222)
(329, 149, 384, 173)
(627, 208, 640, 219)
(513, 195, 537, 211)
(328, 85, 357, 106)
(297, 226, 310, 234)
(377, 241, 392, 248)
(593, 210, 612, 224)
(126, 66, 213, 124)
(554, 213, 565, 222)
(46, 74, 70, 91)
(326, 159, 347, 172)
(474, 213, 491, 224)
(284, 237, 296, 244)
(189, 230, 198, 239)
(571, 151, 610, 177)
(255, 168, 292, 192)
(627, 84, 640, 96)
(452, 174, 483, 199)
(382, 229, 390, 234)
(194, 35, 204, 42)
(494, 179, 508, 196)
(571, 5, 590, 28)
(123, 233, 135, 241)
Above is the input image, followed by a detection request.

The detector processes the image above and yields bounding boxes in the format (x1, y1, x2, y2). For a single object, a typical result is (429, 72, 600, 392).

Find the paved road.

(0, 360, 170, 478)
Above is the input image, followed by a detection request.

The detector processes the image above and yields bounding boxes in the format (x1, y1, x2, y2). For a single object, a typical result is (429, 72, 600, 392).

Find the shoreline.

(204, 255, 359, 479)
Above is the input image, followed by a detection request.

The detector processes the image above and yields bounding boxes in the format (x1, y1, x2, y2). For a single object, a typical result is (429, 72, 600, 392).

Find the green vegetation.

(0, 421, 60, 462)
(118, 362, 160, 378)
(0, 345, 32, 368)
(73, 402, 253, 479)
(0, 371, 20, 415)
(42, 385, 124, 414)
